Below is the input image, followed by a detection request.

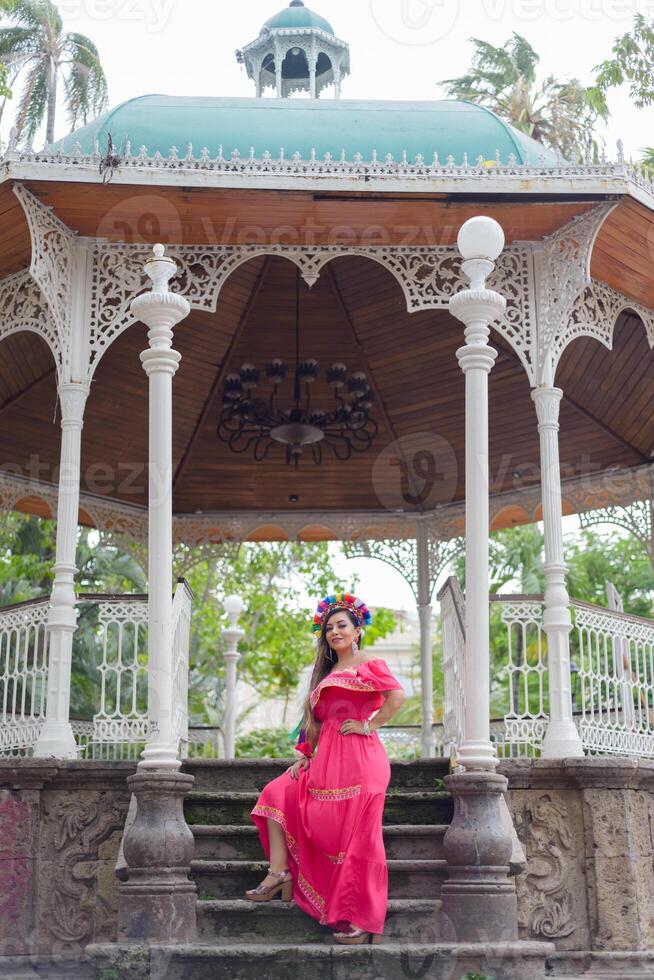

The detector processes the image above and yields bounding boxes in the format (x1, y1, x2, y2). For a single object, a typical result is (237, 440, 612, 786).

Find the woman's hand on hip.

(286, 758, 310, 779)
(339, 719, 367, 736)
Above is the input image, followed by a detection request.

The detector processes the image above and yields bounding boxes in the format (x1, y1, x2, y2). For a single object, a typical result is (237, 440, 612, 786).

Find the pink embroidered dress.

(250, 657, 404, 935)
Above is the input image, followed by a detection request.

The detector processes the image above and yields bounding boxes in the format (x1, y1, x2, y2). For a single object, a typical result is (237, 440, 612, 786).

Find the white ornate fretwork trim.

(13, 184, 76, 364)
(0, 268, 61, 367)
(1, 463, 652, 549)
(4, 140, 653, 205)
(553, 279, 654, 367)
(87, 241, 535, 380)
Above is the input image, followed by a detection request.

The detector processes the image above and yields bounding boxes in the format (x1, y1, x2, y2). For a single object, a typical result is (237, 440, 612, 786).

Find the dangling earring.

(352, 637, 359, 654)
(326, 646, 334, 661)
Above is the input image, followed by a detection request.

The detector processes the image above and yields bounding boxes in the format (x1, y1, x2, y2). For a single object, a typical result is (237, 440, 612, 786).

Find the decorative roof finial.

(239, 2, 350, 100)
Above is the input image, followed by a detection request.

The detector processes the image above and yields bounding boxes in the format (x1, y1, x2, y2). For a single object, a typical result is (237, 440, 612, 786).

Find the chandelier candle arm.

(449, 217, 507, 772)
(217, 275, 377, 466)
(131, 244, 190, 771)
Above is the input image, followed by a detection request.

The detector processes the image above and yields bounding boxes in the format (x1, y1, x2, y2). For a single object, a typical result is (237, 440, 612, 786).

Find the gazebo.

(1, 2, 654, 974)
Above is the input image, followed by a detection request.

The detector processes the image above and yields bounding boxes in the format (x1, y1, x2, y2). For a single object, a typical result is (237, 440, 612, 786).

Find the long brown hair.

(299, 607, 363, 746)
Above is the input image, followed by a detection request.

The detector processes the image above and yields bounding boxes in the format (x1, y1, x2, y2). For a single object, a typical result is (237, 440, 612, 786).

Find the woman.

(245, 592, 407, 945)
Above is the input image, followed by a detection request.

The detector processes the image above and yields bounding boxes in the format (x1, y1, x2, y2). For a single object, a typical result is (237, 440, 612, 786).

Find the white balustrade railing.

(440, 577, 654, 761)
(492, 595, 549, 754)
(0, 583, 193, 761)
(573, 600, 654, 757)
(0, 598, 50, 754)
(88, 594, 150, 748)
(172, 580, 193, 758)
(438, 577, 466, 756)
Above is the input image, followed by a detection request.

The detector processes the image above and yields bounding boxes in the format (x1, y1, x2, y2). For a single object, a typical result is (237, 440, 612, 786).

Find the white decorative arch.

(87, 241, 535, 381)
(552, 279, 654, 377)
(0, 269, 62, 371)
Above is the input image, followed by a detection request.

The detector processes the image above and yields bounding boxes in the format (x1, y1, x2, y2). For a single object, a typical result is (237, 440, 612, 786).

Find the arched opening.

(555, 309, 654, 482)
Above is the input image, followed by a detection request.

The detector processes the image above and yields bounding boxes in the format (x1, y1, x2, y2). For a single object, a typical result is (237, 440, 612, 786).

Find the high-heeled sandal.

(244, 866, 293, 902)
(332, 924, 382, 945)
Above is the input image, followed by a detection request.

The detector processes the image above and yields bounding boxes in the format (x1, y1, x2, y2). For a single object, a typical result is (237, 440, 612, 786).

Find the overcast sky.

(2, 0, 651, 159)
(4, 0, 646, 610)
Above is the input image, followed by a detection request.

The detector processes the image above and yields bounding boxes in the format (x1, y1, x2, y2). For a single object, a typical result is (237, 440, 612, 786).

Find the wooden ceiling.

(0, 179, 605, 280)
(0, 254, 651, 523)
(1, 177, 653, 307)
(0, 179, 652, 528)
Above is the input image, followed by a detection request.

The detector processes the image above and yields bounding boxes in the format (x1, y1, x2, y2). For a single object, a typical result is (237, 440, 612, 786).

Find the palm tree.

(440, 33, 608, 162)
(0, 0, 107, 146)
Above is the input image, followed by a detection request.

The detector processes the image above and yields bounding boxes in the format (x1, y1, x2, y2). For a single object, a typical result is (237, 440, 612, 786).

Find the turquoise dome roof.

(51, 95, 559, 166)
(263, 1, 334, 35)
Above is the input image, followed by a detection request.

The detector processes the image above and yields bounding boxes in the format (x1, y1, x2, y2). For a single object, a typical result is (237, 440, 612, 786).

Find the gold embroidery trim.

(298, 870, 329, 924)
(308, 783, 361, 801)
(251, 804, 299, 864)
(310, 676, 377, 710)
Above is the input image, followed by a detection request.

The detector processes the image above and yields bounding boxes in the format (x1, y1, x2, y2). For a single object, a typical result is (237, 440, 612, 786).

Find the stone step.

(191, 858, 447, 900)
(185, 789, 453, 827)
(197, 897, 443, 944)
(88, 940, 553, 980)
(0, 958, 94, 980)
(191, 823, 448, 861)
(182, 757, 450, 793)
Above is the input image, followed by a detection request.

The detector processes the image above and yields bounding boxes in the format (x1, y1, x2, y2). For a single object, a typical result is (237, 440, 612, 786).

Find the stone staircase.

(91, 757, 548, 979)
(186, 757, 450, 950)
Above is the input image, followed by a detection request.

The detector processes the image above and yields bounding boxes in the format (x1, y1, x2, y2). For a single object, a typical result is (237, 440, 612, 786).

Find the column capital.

(532, 385, 563, 429)
(57, 382, 90, 426)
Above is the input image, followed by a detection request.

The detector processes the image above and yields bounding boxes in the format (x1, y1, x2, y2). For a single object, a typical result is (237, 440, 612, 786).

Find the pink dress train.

(250, 657, 404, 935)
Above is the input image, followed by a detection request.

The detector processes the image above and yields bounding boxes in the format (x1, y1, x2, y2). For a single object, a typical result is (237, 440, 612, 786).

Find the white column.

(416, 521, 436, 759)
(222, 594, 245, 760)
(333, 64, 342, 99)
(532, 386, 584, 758)
(131, 245, 190, 771)
(34, 382, 89, 758)
(276, 64, 283, 98)
(308, 53, 318, 99)
(449, 217, 507, 772)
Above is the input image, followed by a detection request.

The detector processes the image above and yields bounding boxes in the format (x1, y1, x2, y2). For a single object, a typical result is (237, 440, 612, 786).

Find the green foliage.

(565, 530, 654, 618)
(235, 727, 296, 759)
(594, 14, 654, 108)
(461, 973, 495, 980)
(178, 542, 396, 730)
(0, 0, 108, 144)
(440, 33, 608, 161)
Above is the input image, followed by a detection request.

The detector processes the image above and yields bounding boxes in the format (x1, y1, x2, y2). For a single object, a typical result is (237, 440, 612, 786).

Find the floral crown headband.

(311, 592, 372, 635)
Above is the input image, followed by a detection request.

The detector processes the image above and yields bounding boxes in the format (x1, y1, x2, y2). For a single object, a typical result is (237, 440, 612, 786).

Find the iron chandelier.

(217, 269, 378, 466)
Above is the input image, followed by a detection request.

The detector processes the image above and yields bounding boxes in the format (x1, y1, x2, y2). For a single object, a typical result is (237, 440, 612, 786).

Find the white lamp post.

(131, 245, 190, 771)
(223, 594, 245, 759)
(449, 216, 506, 772)
(442, 217, 520, 944)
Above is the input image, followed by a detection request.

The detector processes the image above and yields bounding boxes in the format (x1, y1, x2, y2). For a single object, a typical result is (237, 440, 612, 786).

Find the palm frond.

(61, 31, 107, 127)
(0, 26, 40, 61)
(14, 52, 45, 142)
(4, 0, 61, 35)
